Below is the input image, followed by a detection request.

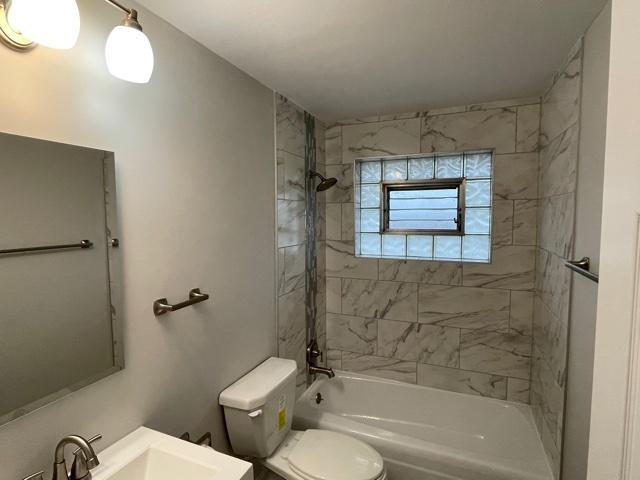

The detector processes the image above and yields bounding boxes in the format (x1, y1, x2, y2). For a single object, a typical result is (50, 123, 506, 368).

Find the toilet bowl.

(219, 357, 386, 480)
(263, 429, 386, 480)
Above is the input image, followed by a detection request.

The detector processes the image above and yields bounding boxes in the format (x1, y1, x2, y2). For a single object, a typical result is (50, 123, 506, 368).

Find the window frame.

(381, 178, 466, 236)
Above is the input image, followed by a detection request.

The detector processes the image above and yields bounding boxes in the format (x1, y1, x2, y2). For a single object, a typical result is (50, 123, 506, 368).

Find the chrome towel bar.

(565, 257, 599, 283)
(153, 288, 210, 316)
(0, 239, 93, 256)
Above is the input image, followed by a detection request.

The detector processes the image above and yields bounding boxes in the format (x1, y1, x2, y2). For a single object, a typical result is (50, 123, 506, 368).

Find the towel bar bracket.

(565, 257, 599, 283)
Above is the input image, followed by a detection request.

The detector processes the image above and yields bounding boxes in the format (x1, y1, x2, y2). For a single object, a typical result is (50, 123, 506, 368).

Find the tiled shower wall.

(532, 39, 583, 478)
(276, 94, 326, 396)
(324, 98, 541, 403)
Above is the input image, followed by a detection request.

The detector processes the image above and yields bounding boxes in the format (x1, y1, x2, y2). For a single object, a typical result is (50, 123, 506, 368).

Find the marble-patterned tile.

(513, 200, 538, 246)
(424, 105, 467, 116)
(378, 320, 460, 367)
(326, 277, 342, 313)
(341, 203, 355, 241)
(535, 249, 572, 324)
(538, 124, 579, 198)
(540, 415, 561, 480)
(325, 164, 353, 203)
(493, 153, 539, 200)
(532, 294, 551, 348)
(326, 240, 378, 279)
(342, 279, 418, 322)
(468, 97, 540, 111)
(326, 126, 342, 165)
(533, 295, 568, 387)
(327, 349, 342, 369)
(538, 193, 575, 258)
(278, 150, 305, 201)
(342, 119, 421, 163)
(276, 94, 305, 157)
(540, 48, 582, 146)
(418, 285, 510, 331)
(325, 203, 342, 241)
(327, 313, 377, 355)
(277, 248, 285, 295)
(510, 290, 534, 336)
(531, 346, 565, 446)
(531, 387, 561, 479)
(516, 104, 541, 153)
(463, 245, 535, 290)
(492, 200, 514, 245)
(507, 378, 531, 404)
(379, 259, 462, 285)
(335, 115, 381, 126)
(279, 244, 305, 295)
(277, 151, 285, 200)
(278, 287, 306, 362)
(277, 200, 305, 248)
(460, 330, 532, 379)
(315, 312, 327, 363)
(417, 364, 507, 400)
(378, 112, 421, 122)
(316, 292, 327, 322)
(316, 122, 326, 166)
(342, 352, 417, 383)
(317, 240, 326, 287)
(316, 202, 326, 242)
(421, 108, 516, 154)
(545, 36, 583, 90)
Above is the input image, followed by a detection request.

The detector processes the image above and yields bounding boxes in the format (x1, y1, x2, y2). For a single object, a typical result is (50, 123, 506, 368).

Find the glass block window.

(354, 151, 493, 263)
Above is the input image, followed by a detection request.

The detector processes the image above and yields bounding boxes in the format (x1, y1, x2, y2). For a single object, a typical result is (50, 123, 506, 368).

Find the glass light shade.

(7, 0, 80, 49)
(105, 25, 154, 84)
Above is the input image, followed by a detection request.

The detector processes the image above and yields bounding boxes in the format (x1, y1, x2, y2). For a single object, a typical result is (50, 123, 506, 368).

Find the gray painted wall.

(0, 1, 276, 478)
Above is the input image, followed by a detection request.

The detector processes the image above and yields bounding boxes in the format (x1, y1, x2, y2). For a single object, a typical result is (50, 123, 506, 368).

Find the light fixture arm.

(103, 0, 132, 16)
(0, 0, 154, 83)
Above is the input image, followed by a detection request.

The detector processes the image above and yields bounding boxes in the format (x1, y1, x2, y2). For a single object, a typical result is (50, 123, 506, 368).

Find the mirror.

(0, 132, 123, 425)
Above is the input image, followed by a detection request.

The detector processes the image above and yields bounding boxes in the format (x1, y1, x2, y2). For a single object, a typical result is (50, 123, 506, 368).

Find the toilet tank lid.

(219, 357, 298, 410)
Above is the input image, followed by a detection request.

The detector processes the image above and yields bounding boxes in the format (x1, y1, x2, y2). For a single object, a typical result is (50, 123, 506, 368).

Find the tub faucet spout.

(307, 339, 335, 379)
(309, 364, 335, 378)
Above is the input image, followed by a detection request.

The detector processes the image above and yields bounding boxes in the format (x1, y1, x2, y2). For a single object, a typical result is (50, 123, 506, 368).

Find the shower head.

(310, 171, 338, 192)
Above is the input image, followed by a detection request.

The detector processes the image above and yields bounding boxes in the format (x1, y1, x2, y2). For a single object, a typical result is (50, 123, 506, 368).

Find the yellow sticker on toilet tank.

(278, 395, 286, 431)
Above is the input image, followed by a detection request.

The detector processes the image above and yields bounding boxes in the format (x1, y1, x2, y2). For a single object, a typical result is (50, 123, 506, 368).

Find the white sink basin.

(91, 427, 253, 480)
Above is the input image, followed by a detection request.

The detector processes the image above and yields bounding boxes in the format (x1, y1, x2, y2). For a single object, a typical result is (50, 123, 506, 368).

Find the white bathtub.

(293, 371, 552, 480)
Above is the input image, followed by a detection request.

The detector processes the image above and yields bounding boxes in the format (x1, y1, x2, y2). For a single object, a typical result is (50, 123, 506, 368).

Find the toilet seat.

(263, 429, 386, 480)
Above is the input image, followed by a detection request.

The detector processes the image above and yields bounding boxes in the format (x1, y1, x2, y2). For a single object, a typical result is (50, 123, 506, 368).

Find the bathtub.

(293, 371, 552, 480)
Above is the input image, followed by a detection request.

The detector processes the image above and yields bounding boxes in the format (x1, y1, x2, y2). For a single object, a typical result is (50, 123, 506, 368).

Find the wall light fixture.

(0, 0, 154, 83)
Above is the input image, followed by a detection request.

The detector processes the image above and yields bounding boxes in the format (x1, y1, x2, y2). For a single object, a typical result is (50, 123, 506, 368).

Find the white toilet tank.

(219, 357, 298, 458)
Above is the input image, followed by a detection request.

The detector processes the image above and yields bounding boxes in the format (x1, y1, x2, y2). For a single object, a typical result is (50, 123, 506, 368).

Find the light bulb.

(105, 24, 154, 84)
(7, 0, 80, 49)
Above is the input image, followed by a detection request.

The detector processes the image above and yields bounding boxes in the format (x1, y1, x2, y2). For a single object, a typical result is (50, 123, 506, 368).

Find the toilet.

(219, 357, 386, 480)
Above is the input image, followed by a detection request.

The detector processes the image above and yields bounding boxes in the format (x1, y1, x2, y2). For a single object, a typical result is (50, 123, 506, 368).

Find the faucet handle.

(23, 472, 44, 480)
(307, 340, 323, 363)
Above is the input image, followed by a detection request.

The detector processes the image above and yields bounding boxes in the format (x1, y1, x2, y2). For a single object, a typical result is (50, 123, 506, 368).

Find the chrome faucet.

(22, 434, 101, 480)
(54, 435, 101, 480)
(307, 340, 335, 378)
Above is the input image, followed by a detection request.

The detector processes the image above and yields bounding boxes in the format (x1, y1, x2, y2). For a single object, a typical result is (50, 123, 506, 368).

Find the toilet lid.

(287, 430, 384, 480)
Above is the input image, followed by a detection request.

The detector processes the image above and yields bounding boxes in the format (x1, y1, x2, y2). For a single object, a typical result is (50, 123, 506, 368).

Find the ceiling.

(137, 0, 608, 122)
